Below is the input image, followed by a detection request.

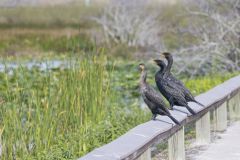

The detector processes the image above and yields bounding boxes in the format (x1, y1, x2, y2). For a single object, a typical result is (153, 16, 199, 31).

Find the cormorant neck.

(166, 56, 173, 74)
(156, 63, 166, 75)
(140, 70, 147, 84)
(160, 64, 166, 73)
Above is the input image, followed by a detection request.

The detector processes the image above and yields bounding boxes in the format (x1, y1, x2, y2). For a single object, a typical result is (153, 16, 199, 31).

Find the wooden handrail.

(79, 75, 240, 160)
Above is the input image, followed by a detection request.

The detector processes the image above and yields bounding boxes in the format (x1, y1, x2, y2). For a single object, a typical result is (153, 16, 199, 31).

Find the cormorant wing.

(144, 86, 170, 114)
(169, 74, 195, 99)
(169, 74, 185, 87)
(162, 79, 187, 103)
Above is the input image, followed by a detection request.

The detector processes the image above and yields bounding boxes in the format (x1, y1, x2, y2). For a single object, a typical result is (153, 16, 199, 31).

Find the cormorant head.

(153, 59, 165, 67)
(161, 52, 172, 59)
(138, 63, 145, 72)
(153, 59, 166, 72)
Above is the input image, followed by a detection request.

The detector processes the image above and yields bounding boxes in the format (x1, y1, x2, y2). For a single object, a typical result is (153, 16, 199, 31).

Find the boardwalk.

(79, 75, 240, 160)
(194, 121, 240, 160)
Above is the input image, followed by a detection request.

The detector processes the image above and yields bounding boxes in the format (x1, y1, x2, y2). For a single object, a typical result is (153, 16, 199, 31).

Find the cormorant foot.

(152, 114, 157, 120)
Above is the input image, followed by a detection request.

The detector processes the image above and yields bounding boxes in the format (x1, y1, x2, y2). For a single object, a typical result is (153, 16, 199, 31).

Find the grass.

(0, 30, 94, 58)
(0, 2, 102, 29)
(0, 56, 106, 158)
(183, 72, 240, 95)
(1, 57, 109, 159)
(0, 57, 238, 159)
(0, 2, 103, 59)
(0, 56, 149, 159)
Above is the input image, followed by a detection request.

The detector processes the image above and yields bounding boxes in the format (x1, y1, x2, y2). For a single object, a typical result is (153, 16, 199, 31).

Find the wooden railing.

(79, 75, 240, 160)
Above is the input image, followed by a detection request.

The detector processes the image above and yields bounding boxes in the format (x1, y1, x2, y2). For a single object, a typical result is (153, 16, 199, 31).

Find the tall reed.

(0, 56, 112, 159)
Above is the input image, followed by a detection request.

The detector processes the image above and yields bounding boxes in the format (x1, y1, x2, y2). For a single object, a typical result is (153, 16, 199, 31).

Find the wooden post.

(228, 97, 235, 121)
(168, 127, 185, 160)
(196, 112, 210, 145)
(213, 102, 227, 132)
(236, 92, 240, 120)
(228, 95, 238, 121)
(137, 148, 151, 160)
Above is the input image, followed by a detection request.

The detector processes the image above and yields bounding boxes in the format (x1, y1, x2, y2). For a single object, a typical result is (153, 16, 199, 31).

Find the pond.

(0, 59, 70, 73)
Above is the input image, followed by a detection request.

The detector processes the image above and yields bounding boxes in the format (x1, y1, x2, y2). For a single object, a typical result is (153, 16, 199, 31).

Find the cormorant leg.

(169, 97, 174, 110)
(152, 114, 157, 120)
(170, 103, 174, 110)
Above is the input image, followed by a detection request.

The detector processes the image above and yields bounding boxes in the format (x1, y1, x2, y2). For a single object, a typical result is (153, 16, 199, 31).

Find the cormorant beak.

(138, 66, 142, 71)
(153, 59, 159, 64)
(138, 64, 145, 71)
(159, 54, 166, 59)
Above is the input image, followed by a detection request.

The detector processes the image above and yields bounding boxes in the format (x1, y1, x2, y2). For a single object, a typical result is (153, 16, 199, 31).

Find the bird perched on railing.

(160, 52, 204, 107)
(138, 63, 180, 125)
(153, 59, 196, 115)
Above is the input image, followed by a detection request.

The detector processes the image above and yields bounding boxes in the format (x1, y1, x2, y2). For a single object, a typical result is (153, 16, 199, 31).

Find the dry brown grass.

(0, 28, 82, 40)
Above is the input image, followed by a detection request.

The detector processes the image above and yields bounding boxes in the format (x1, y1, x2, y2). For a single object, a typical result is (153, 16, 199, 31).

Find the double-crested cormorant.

(154, 60, 196, 115)
(138, 63, 180, 125)
(160, 52, 204, 107)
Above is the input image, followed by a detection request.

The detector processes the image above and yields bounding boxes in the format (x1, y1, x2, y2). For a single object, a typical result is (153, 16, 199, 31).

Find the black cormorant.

(160, 52, 204, 107)
(138, 63, 180, 125)
(154, 60, 196, 115)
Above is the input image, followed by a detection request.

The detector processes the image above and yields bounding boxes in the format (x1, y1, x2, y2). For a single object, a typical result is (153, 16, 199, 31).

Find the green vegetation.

(0, 57, 238, 159)
(0, 56, 148, 159)
(0, 3, 101, 29)
(0, 31, 94, 58)
(183, 72, 240, 95)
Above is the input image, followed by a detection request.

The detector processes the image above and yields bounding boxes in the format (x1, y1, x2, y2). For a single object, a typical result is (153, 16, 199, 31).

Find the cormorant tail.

(193, 99, 204, 107)
(168, 115, 181, 125)
(185, 105, 196, 115)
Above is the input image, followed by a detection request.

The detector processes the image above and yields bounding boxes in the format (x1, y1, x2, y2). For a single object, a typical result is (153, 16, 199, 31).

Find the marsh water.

(0, 60, 70, 73)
